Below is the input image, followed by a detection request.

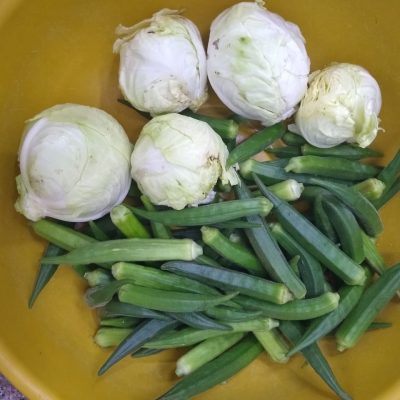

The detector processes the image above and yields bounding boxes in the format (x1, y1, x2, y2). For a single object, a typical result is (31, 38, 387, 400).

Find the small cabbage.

(293, 63, 382, 148)
(15, 104, 132, 222)
(113, 9, 208, 116)
(207, 1, 310, 126)
(130, 113, 238, 210)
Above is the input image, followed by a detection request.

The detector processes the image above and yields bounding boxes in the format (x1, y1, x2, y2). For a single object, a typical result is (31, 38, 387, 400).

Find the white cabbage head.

(292, 63, 382, 148)
(131, 113, 239, 210)
(15, 104, 132, 222)
(207, 1, 310, 126)
(114, 9, 208, 116)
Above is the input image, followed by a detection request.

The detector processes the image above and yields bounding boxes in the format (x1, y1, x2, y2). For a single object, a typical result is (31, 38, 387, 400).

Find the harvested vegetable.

(114, 9, 208, 115)
(207, 1, 310, 126)
(15, 104, 132, 222)
(130, 113, 238, 210)
(292, 63, 382, 148)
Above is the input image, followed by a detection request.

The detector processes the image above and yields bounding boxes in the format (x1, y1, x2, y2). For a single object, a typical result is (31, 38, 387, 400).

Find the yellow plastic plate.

(0, 1, 399, 399)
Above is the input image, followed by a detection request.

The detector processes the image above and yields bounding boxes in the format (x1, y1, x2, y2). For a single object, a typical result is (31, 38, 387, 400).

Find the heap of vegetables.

(14, 1, 399, 400)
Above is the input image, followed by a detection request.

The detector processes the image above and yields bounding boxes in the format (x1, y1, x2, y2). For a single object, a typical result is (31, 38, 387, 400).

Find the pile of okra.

(30, 112, 400, 400)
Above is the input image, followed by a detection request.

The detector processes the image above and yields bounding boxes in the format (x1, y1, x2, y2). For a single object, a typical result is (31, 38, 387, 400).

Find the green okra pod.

(144, 319, 279, 349)
(129, 198, 273, 226)
(235, 292, 340, 320)
(235, 180, 307, 299)
(270, 222, 326, 298)
(266, 145, 301, 158)
(353, 178, 386, 201)
(98, 318, 179, 375)
(205, 306, 263, 323)
(28, 243, 64, 308)
(157, 335, 263, 400)
(200, 226, 266, 276)
(280, 321, 352, 400)
(167, 312, 232, 331)
(322, 195, 365, 264)
(181, 109, 239, 141)
(254, 175, 367, 285)
(112, 262, 220, 295)
(162, 261, 293, 305)
(118, 284, 238, 313)
(301, 143, 383, 160)
(253, 328, 290, 363)
(336, 263, 400, 351)
(175, 333, 245, 376)
(282, 131, 307, 146)
(100, 317, 141, 329)
(285, 155, 380, 181)
(227, 123, 285, 167)
(288, 271, 370, 355)
(307, 177, 383, 237)
(41, 238, 203, 265)
(110, 204, 150, 239)
(101, 300, 169, 320)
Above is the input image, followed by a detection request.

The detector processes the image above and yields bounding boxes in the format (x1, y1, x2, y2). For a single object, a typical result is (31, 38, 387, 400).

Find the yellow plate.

(0, 1, 399, 399)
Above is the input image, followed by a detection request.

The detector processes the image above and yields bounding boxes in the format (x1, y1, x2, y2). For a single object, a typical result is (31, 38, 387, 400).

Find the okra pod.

(336, 263, 400, 351)
(94, 327, 132, 348)
(252, 179, 304, 202)
(200, 226, 266, 276)
(313, 194, 338, 243)
(288, 273, 370, 356)
(32, 219, 96, 251)
(167, 312, 232, 331)
(175, 333, 245, 376)
(235, 292, 340, 320)
(140, 195, 172, 239)
(282, 131, 307, 146)
(181, 110, 239, 140)
(157, 335, 263, 400)
(118, 284, 238, 313)
(285, 155, 379, 181)
(376, 149, 400, 189)
(41, 238, 203, 265)
(373, 177, 400, 209)
(28, 243, 63, 308)
(129, 198, 273, 226)
(235, 180, 307, 299)
(361, 231, 386, 274)
(101, 300, 169, 320)
(84, 269, 112, 287)
(254, 175, 367, 285)
(322, 195, 365, 264)
(112, 262, 220, 295)
(98, 318, 179, 375)
(240, 158, 350, 186)
(280, 321, 352, 400)
(266, 145, 301, 158)
(144, 319, 279, 349)
(88, 221, 110, 241)
(270, 223, 326, 298)
(110, 204, 150, 239)
(301, 143, 383, 160)
(253, 328, 290, 363)
(100, 317, 140, 329)
(227, 123, 285, 167)
(162, 261, 293, 305)
(205, 306, 263, 322)
(132, 348, 164, 358)
(308, 177, 383, 237)
(85, 280, 129, 308)
(353, 178, 386, 201)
